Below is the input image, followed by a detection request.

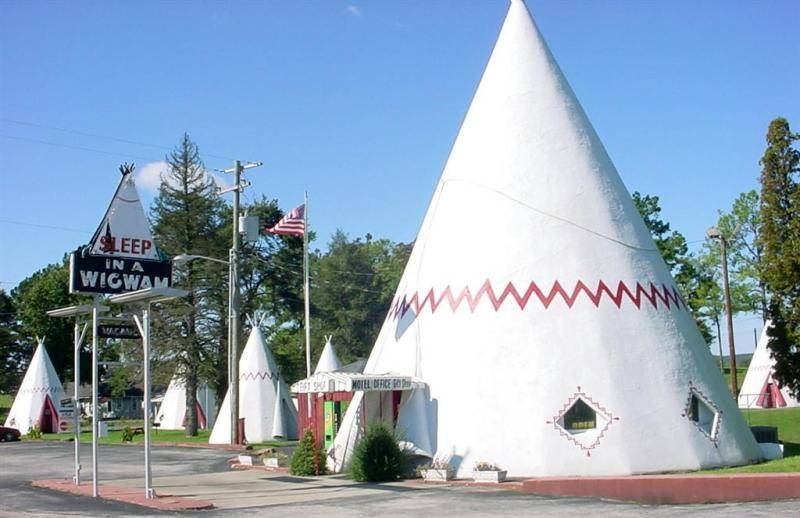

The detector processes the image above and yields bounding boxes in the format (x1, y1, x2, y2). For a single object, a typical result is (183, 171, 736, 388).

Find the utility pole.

(220, 159, 261, 445)
(707, 227, 738, 396)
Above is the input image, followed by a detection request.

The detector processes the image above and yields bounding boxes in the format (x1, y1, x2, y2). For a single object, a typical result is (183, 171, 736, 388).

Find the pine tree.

(150, 134, 227, 436)
(758, 117, 800, 397)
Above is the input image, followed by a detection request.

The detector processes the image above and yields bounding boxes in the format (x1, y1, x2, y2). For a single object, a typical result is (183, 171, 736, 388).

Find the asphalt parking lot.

(2, 441, 799, 517)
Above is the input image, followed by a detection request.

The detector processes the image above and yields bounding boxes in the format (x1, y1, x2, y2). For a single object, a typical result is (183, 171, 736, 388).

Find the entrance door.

(764, 383, 775, 408)
(39, 395, 58, 433)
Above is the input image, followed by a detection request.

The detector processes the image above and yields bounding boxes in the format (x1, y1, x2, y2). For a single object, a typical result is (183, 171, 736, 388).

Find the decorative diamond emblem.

(548, 386, 619, 456)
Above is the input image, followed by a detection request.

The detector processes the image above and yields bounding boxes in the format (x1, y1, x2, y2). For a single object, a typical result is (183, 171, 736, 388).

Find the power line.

(0, 134, 161, 162)
(0, 118, 238, 162)
(0, 218, 90, 234)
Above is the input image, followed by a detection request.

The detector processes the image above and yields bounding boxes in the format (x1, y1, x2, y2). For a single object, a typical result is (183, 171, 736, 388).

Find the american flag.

(266, 204, 305, 236)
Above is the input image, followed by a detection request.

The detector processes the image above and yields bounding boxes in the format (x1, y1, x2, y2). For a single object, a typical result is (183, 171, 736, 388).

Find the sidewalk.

(32, 479, 214, 511)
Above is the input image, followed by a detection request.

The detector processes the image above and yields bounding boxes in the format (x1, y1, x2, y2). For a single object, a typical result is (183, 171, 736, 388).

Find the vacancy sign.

(70, 168, 172, 294)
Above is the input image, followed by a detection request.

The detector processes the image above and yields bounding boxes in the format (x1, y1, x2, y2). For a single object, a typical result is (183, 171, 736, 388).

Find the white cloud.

(135, 161, 232, 193)
(136, 161, 170, 191)
(346, 4, 361, 17)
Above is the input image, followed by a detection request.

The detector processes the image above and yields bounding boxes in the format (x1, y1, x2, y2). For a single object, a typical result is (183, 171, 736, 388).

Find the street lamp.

(707, 227, 738, 396)
(173, 253, 229, 265)
(172, 253, 240, 445)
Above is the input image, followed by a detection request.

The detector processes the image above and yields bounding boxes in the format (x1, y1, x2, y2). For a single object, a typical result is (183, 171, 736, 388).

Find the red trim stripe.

(389, 279, 686, 319)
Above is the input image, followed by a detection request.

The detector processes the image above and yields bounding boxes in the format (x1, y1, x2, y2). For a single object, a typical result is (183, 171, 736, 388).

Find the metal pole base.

(146, 488, 157, 500)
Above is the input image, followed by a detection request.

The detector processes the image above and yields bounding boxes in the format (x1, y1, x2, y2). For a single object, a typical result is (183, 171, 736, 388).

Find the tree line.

(1, 117, 798, 434)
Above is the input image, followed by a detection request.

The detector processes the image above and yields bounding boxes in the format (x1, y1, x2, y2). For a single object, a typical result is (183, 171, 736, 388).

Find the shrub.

(349, 423, 405, 482)
(291, 430, 328, 476)
(27, 426, 42, 439)
(121, 426, 136, 443)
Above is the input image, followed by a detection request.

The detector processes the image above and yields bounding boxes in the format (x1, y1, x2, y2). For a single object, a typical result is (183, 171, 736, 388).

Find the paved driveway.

(2, 441, 799, 517)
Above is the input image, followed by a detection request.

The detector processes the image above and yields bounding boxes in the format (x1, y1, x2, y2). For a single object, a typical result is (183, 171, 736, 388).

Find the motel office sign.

(292, 375, 417, 394)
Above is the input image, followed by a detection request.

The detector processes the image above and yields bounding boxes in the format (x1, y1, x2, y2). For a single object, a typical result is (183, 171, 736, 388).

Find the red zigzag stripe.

(389, 280, 685, 319)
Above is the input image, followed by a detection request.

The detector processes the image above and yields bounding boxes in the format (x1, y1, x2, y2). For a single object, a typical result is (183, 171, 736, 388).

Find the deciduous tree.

(632, 192, 712, 343)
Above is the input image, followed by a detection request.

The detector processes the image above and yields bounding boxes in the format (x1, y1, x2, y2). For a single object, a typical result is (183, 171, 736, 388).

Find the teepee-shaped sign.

(155, 373, 217, 430)
(70, 165, 171, 294)
(4, 339, 67, 435)
(88, 169, 159, 260)
(209, 316, 298, 443)
(332, 0, 760, 477)
(314, 336, 342, 374)
(738, 322, 800, 409)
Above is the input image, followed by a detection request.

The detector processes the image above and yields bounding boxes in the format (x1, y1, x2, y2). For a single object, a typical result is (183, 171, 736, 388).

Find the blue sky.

(1, 1, 798, 352)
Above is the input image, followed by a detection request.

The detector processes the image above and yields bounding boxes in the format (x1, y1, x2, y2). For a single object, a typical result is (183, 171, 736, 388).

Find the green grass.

(697, 407, 800, 474)
(721, 367, 748, 392)
(33, 428, 214, 445)
(0, 393, 12, 423)
(31, 425, 295, 449)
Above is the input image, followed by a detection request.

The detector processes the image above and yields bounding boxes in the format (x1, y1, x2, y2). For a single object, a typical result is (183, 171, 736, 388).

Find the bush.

(348, 423, 405, 482)
(27, 426, 42, 439)
(291, 430, 328, 476)
(121, 426, 136, 442)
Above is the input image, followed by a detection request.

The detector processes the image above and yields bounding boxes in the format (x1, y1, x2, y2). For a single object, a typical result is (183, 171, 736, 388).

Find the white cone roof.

(155, 373, 217, 430)
(332, 0, 760, 477)
(4, 340, 66, 435)
(738, 322, 800, 409)
(209, 324, 298, 443)
(314, 336, 342, 374)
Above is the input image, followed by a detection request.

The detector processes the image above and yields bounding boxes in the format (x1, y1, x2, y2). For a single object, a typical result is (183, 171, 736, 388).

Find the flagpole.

(303, 192, 312, 419)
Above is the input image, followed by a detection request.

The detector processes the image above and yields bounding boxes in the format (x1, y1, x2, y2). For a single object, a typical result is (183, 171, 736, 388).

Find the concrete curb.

(520, 473, 800, 504)
(32, 479, 214, 511)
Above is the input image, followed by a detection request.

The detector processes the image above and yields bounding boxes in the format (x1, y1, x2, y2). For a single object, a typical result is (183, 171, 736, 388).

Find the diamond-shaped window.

(552, 392, 615, 452)
(685, 390, 720, 441)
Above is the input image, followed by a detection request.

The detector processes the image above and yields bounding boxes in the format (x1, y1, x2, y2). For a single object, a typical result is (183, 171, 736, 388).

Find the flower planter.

(237, 454, 254, 466)
(421, 468, 453, 482)
(472, 470, 507, 483)
(263, 457, 280, 468)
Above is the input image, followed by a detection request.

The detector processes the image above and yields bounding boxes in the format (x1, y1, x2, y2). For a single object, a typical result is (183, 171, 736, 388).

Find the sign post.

(91, 297, 100, 497)
(60, 165, 173, 498)
(46, 304, 104, 488)
(72, 319, 86, 483)
(132, 306, 152, 498)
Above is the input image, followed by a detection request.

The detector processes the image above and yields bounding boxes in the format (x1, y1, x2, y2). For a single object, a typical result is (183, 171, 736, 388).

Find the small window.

(563, 399, 597, 432)
(687, 393, 717, 437)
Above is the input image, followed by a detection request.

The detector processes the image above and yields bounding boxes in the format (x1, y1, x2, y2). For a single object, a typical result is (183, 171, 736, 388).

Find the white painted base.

(237, 454, 254, 466)
(263, 457, 280, 468)
(758, 443, 784, 461)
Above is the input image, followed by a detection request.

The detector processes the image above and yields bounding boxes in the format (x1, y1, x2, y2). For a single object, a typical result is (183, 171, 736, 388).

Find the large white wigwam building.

(328, 0, 762, 477)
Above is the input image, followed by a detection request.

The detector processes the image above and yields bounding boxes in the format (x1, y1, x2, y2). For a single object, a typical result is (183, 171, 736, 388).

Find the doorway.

(38, 395, 59, 433)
